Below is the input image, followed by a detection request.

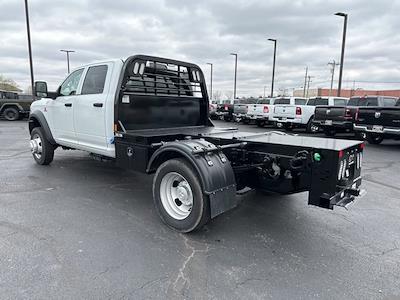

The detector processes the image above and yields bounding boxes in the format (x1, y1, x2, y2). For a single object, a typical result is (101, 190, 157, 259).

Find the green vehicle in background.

(0, 90, 35, 121)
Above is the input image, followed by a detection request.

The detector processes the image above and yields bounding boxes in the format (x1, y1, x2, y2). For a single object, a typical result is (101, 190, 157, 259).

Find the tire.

(284, 123, 293, 131)
(242, 119, 249, 125)
(366, 133, 383, 145)
(152, 158, 210, 233)
(256, 120, 265, 127)
(306, 117, 318, 133)
(323, 127, 336, 137)
(30, 127, 55, 165)
(3, 107, 20, 121)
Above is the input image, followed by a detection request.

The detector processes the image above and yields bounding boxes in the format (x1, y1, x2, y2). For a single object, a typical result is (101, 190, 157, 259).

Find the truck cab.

(29, 55, 365, 233)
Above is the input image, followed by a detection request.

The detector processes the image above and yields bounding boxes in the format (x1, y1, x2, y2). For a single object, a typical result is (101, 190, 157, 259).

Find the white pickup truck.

(271, 96, 347, 132)
(28, 55, 364, 232)
(243, 98, 275, 127)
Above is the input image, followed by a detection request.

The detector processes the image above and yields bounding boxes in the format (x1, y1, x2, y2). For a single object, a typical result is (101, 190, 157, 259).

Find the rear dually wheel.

(152, 158, 210, 233)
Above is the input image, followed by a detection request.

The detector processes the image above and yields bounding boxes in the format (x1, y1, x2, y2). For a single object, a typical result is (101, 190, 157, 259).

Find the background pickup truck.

(0, 90, 34, 121)
(216, 100, 234, 121)
(270, 97, 308, 130)
(243, 97, 275, 126)
(29, 55, 364, 233)
(232, 98, 258, 122)
(314, 96, 387, 137)
(354, 98, 400, 144)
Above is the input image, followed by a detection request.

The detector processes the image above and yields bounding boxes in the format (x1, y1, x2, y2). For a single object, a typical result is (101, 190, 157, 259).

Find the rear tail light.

(296, 107, 302, 115)
(354, 108, 360, 120)
(224, 105, 228, 111)
(263, 106, 269, 113)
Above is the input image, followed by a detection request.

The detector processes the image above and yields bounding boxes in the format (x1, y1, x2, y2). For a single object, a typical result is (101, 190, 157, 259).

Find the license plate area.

(372, 125, 383, 132)
(325, 120, 333, 125)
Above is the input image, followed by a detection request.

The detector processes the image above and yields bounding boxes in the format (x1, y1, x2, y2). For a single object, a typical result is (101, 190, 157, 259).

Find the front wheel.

(366, 133, 383, 144)
(30, 127, 55, 165)
(152, 158, 210, 233)
(256, 120, 265, 127)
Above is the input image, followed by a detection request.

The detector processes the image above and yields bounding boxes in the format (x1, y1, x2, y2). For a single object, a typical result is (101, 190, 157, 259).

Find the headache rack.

(122, 59, 203, 98)
(115, 55, 209, 132)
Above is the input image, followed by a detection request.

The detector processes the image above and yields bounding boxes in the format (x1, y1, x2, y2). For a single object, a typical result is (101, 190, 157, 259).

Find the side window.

(81, 65, 108, 95)
(382, 98, 397, 107)
(60, 69, 84, 96)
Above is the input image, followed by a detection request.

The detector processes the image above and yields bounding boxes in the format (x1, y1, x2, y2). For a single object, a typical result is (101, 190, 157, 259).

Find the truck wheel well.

(148, 150, 187, 173)
(0, 104, 19, 114)
(29, 117, 41, 133)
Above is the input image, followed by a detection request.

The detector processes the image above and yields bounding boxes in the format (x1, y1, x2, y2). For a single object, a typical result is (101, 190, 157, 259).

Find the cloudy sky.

(1, 0, 400, 97)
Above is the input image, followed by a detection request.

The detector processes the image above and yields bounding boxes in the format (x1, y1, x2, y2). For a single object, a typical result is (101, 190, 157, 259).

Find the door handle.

(65, 103, 72, 107)
(93, 103, 103, 107)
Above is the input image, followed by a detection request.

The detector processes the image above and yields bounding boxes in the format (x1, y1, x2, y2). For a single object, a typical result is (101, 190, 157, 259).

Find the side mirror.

(35, 81, 48, 98)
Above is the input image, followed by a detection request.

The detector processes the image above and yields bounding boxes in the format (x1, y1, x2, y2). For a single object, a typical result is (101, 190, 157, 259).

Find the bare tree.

(0, 74, 20, 91)
(224, 91, 233, 100)
(213, 90, 222, 101)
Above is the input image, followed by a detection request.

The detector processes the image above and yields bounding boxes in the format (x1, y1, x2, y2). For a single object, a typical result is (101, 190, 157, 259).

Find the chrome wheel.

(159, 172, 193, 220)
(30, 133, 43, 160)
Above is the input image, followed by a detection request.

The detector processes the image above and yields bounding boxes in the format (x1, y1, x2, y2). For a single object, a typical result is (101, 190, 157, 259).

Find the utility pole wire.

(328, 60, 340, 96)
(306, 75, 314, 98)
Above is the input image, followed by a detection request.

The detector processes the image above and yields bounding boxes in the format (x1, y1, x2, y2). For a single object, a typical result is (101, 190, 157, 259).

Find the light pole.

(268, 38, 277, 97)
(263, 86, 267, 98)
(230, 53, 238, 99)
(24, 0, 35, 99)
(206, 63, 213, 101)
(335, 12, 348, 97)
(60, 49, 75, 73)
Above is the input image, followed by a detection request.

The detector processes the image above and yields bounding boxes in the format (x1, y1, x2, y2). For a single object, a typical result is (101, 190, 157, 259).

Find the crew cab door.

(73, 63, 112, 152)
(51, 68, 84, 145)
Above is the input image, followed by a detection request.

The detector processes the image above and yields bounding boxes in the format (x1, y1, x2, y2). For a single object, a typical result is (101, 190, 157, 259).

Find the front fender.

(28, 110, 56, 145)
(148, 139, 237, 218)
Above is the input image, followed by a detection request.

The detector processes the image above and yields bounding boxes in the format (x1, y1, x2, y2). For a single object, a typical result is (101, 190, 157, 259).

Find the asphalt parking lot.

(1, 120, 400, 299)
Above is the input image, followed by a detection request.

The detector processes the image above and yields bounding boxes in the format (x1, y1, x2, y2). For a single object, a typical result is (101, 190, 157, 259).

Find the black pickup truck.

(313, 96, 393, 137)
(29, 55, 365, 233)
(354, 98, 400, 144)
(215, 100, 234, 121)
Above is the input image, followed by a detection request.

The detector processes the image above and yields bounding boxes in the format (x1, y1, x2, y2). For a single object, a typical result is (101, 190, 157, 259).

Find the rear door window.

(81, 65, 108, 95)
(334, 98, 347, 106)
(295, 98, 307, 105)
